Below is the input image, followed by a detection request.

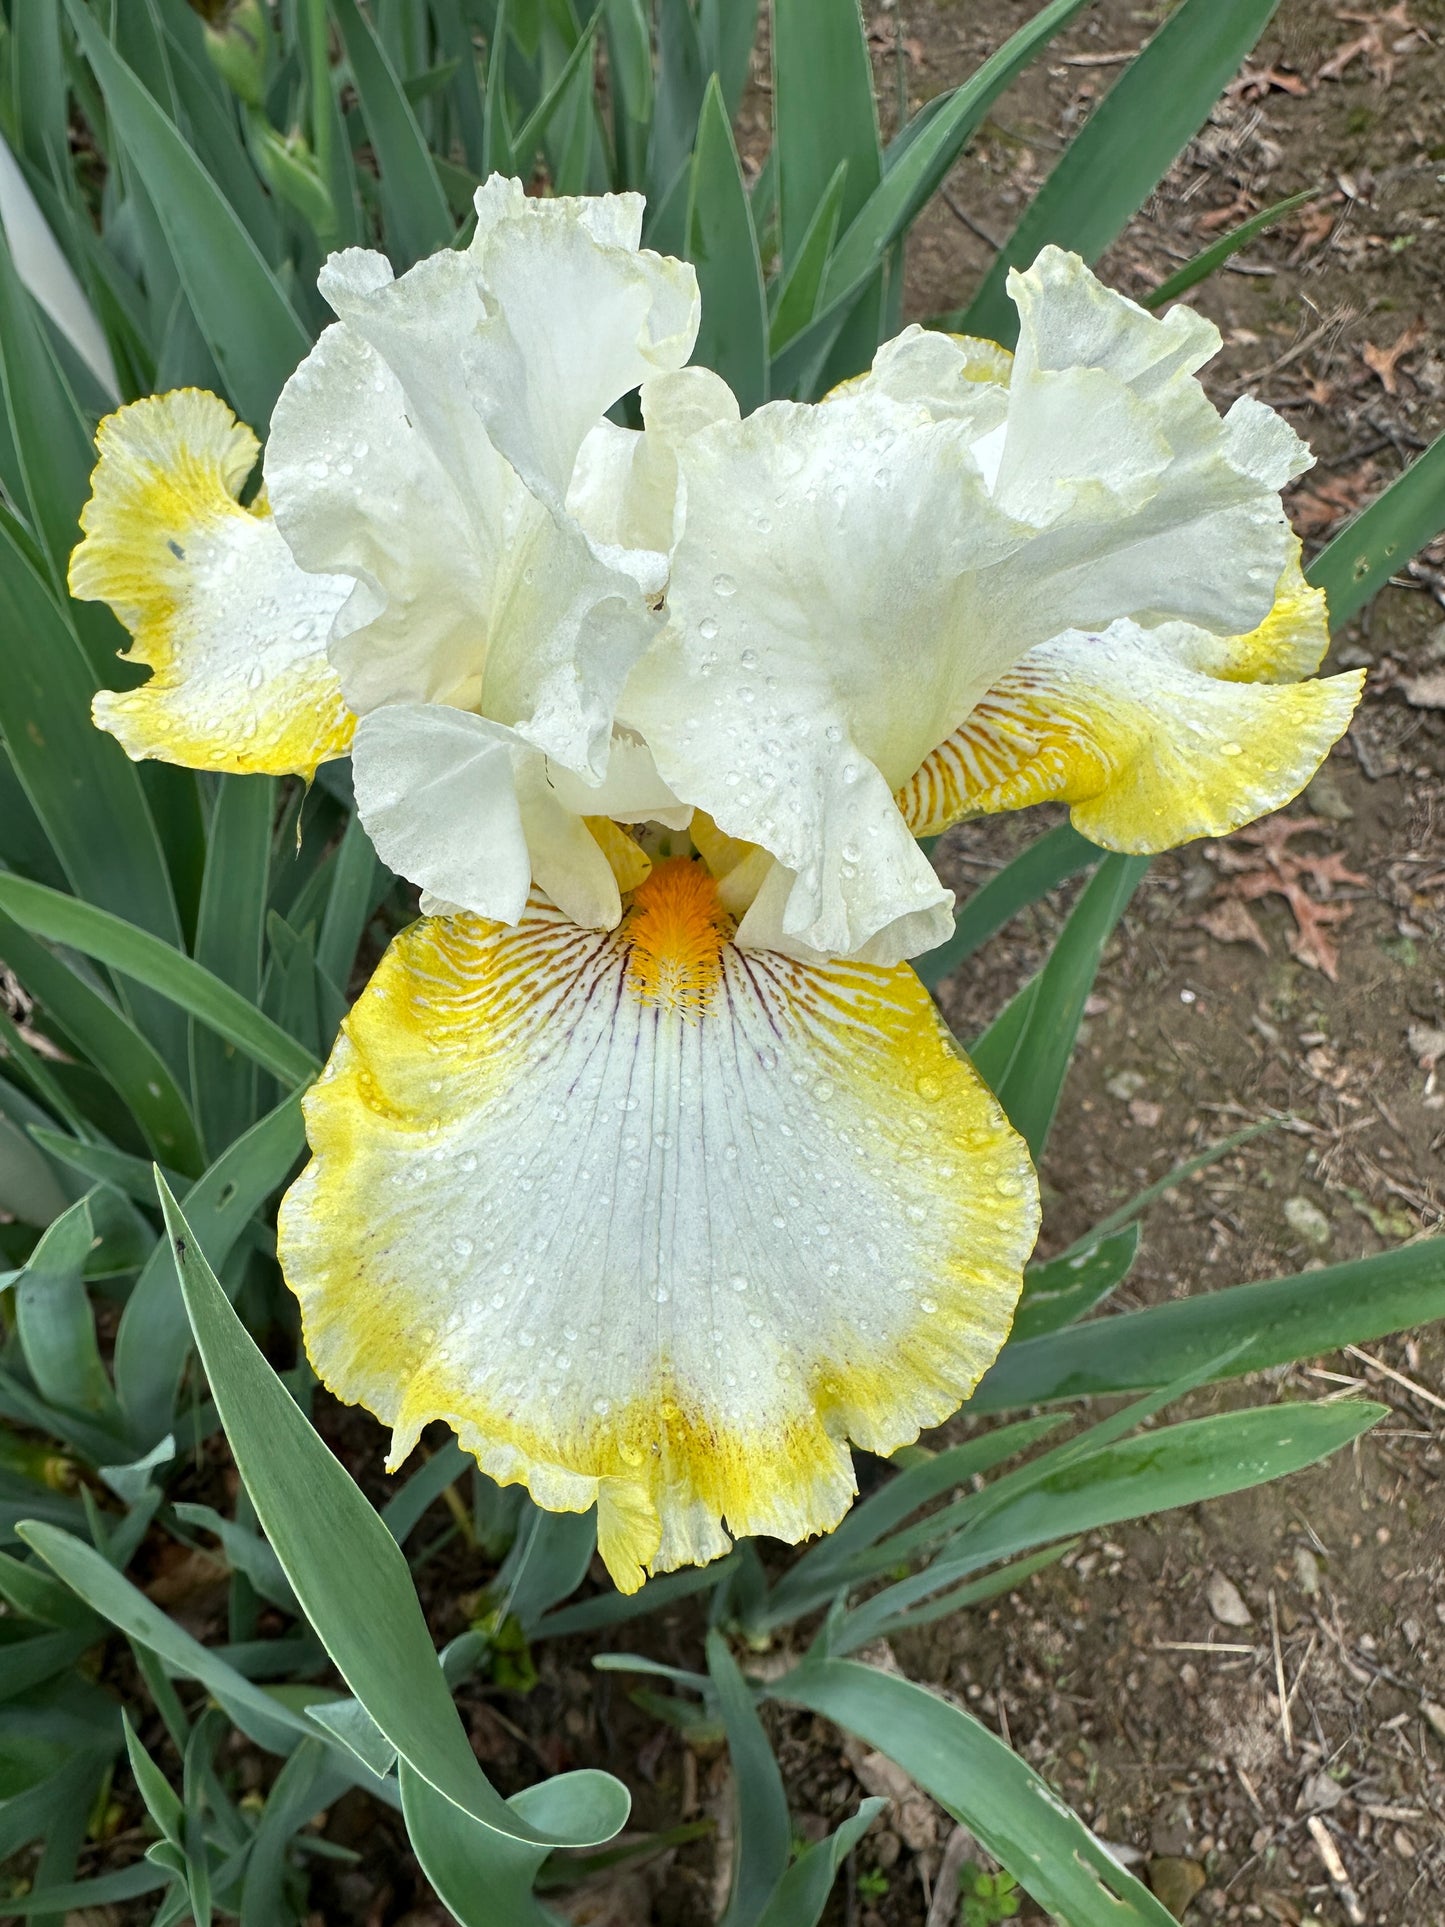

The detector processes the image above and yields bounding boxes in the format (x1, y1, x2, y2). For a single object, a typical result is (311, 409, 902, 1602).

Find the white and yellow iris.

(72, 180, 1361, 1592)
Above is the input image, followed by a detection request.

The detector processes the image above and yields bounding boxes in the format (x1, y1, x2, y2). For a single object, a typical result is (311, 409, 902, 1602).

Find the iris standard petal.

(278, 859, 1037, 1594)
(464, 176, 700, 508)
(982, 250, 1310, 641)
(71, 391, 352, 778)
(626, 249, 1329, 964)
(568, 365, 741, 556)
(623, 390, 1024, 958)
(266, 182, 692, 779)
(898, 602, 1364, 851)
(267, 298, 656, 778)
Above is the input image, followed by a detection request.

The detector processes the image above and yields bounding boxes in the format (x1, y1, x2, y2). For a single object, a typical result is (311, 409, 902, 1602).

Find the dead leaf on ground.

(1197, 198, 1253, 234)
(556, 1873, 654, 1926)
(867, 21, 923, 62)
(1197, 896, 1271, 955)
(1287, 196, 1346, 262)
(1361, 317, 1426, 394)
(845, 1741, 939, 1852)
(1204, 819, 1369, 981)
(142, 1543, 229, 1610)
(1288, 461, 1380, 540)
(1318, 3, 1425, 86)
(1232, 64, 1312, 101)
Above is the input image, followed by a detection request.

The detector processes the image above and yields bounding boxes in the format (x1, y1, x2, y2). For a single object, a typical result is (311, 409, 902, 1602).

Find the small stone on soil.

(1283, 1196, 1332, 1247)
(1206, 1570, 1254, 1626)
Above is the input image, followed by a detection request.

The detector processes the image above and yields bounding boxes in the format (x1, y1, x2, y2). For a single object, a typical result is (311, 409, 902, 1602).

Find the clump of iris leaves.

(0, 3, 1440, 1923)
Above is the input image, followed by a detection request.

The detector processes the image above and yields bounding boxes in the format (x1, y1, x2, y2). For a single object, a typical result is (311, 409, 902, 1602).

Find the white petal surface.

(266, 180, 692, 775)
(351, 704, 535, 925)
(624, 391, 1022, 956)
(279, 860, 1036, 1592)
(568, 367, 740, 556)
(464, 177, 700, 507)
(624, 249, 1325, 961)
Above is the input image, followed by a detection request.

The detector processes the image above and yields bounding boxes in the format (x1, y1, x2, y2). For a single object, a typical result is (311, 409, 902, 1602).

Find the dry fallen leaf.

(1205, 820, 1369, 980)
(847, 1743, 939, 1852)
(1197, 896, 1270, 955)
(1234, 64, 1312, 99)
(1361, 317, 1426, 395)
(1319, 2, 1423, 86)
(556, 1874, 654, 1926)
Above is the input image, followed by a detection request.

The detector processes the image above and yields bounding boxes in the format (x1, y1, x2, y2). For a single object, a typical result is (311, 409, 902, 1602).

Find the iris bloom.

(73, 180, 1361, 1592)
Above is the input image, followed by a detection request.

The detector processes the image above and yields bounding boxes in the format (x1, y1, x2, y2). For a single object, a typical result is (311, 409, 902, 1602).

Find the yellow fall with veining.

(279, 864, 1037, 1592)
(70, 389, 354, 779)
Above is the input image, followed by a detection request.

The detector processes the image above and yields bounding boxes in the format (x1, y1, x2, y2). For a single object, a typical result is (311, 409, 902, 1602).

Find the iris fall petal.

(278, 860, 1037, 1593)
(72, 390, 353, 778)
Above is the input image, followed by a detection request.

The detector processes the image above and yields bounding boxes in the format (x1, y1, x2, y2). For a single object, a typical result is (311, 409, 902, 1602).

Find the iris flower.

(73, 180, 1361, 1592)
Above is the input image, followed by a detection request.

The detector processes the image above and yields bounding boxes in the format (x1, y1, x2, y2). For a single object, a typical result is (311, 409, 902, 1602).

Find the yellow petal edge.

(278, 860, 1038, 1592)
(900, 549, 1363, 850)
(71, 389, 354, 779)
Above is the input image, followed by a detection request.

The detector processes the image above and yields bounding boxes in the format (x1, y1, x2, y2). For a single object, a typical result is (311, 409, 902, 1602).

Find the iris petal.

(899, 585, 1363, 851)
(278, 861, 1036, 1593)
(71, 390, 352, 779)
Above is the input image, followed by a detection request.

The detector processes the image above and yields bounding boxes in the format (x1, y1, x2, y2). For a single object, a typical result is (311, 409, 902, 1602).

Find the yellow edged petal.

(70, 390, 354, 778)
(278, 859, 1038, 1593)
(899, 559, 1361, 853)
(1209, 541, 1327, 683)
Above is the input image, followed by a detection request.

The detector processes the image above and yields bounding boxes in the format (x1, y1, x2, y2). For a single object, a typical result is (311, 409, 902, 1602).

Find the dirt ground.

(19, 5, 1444, 1925)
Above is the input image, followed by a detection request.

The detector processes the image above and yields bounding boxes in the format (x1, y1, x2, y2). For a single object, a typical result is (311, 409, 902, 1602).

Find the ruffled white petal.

(623, 390, 1021, 955)
(623, 246, 1329, 961)
(463, 176, 700, 508)
(351, 705, 535, 924)
(352, 703, 666, 930)
(568, 367, 740, 556)
(266, 178, 695, 783)
(545, 728, 691, 830)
